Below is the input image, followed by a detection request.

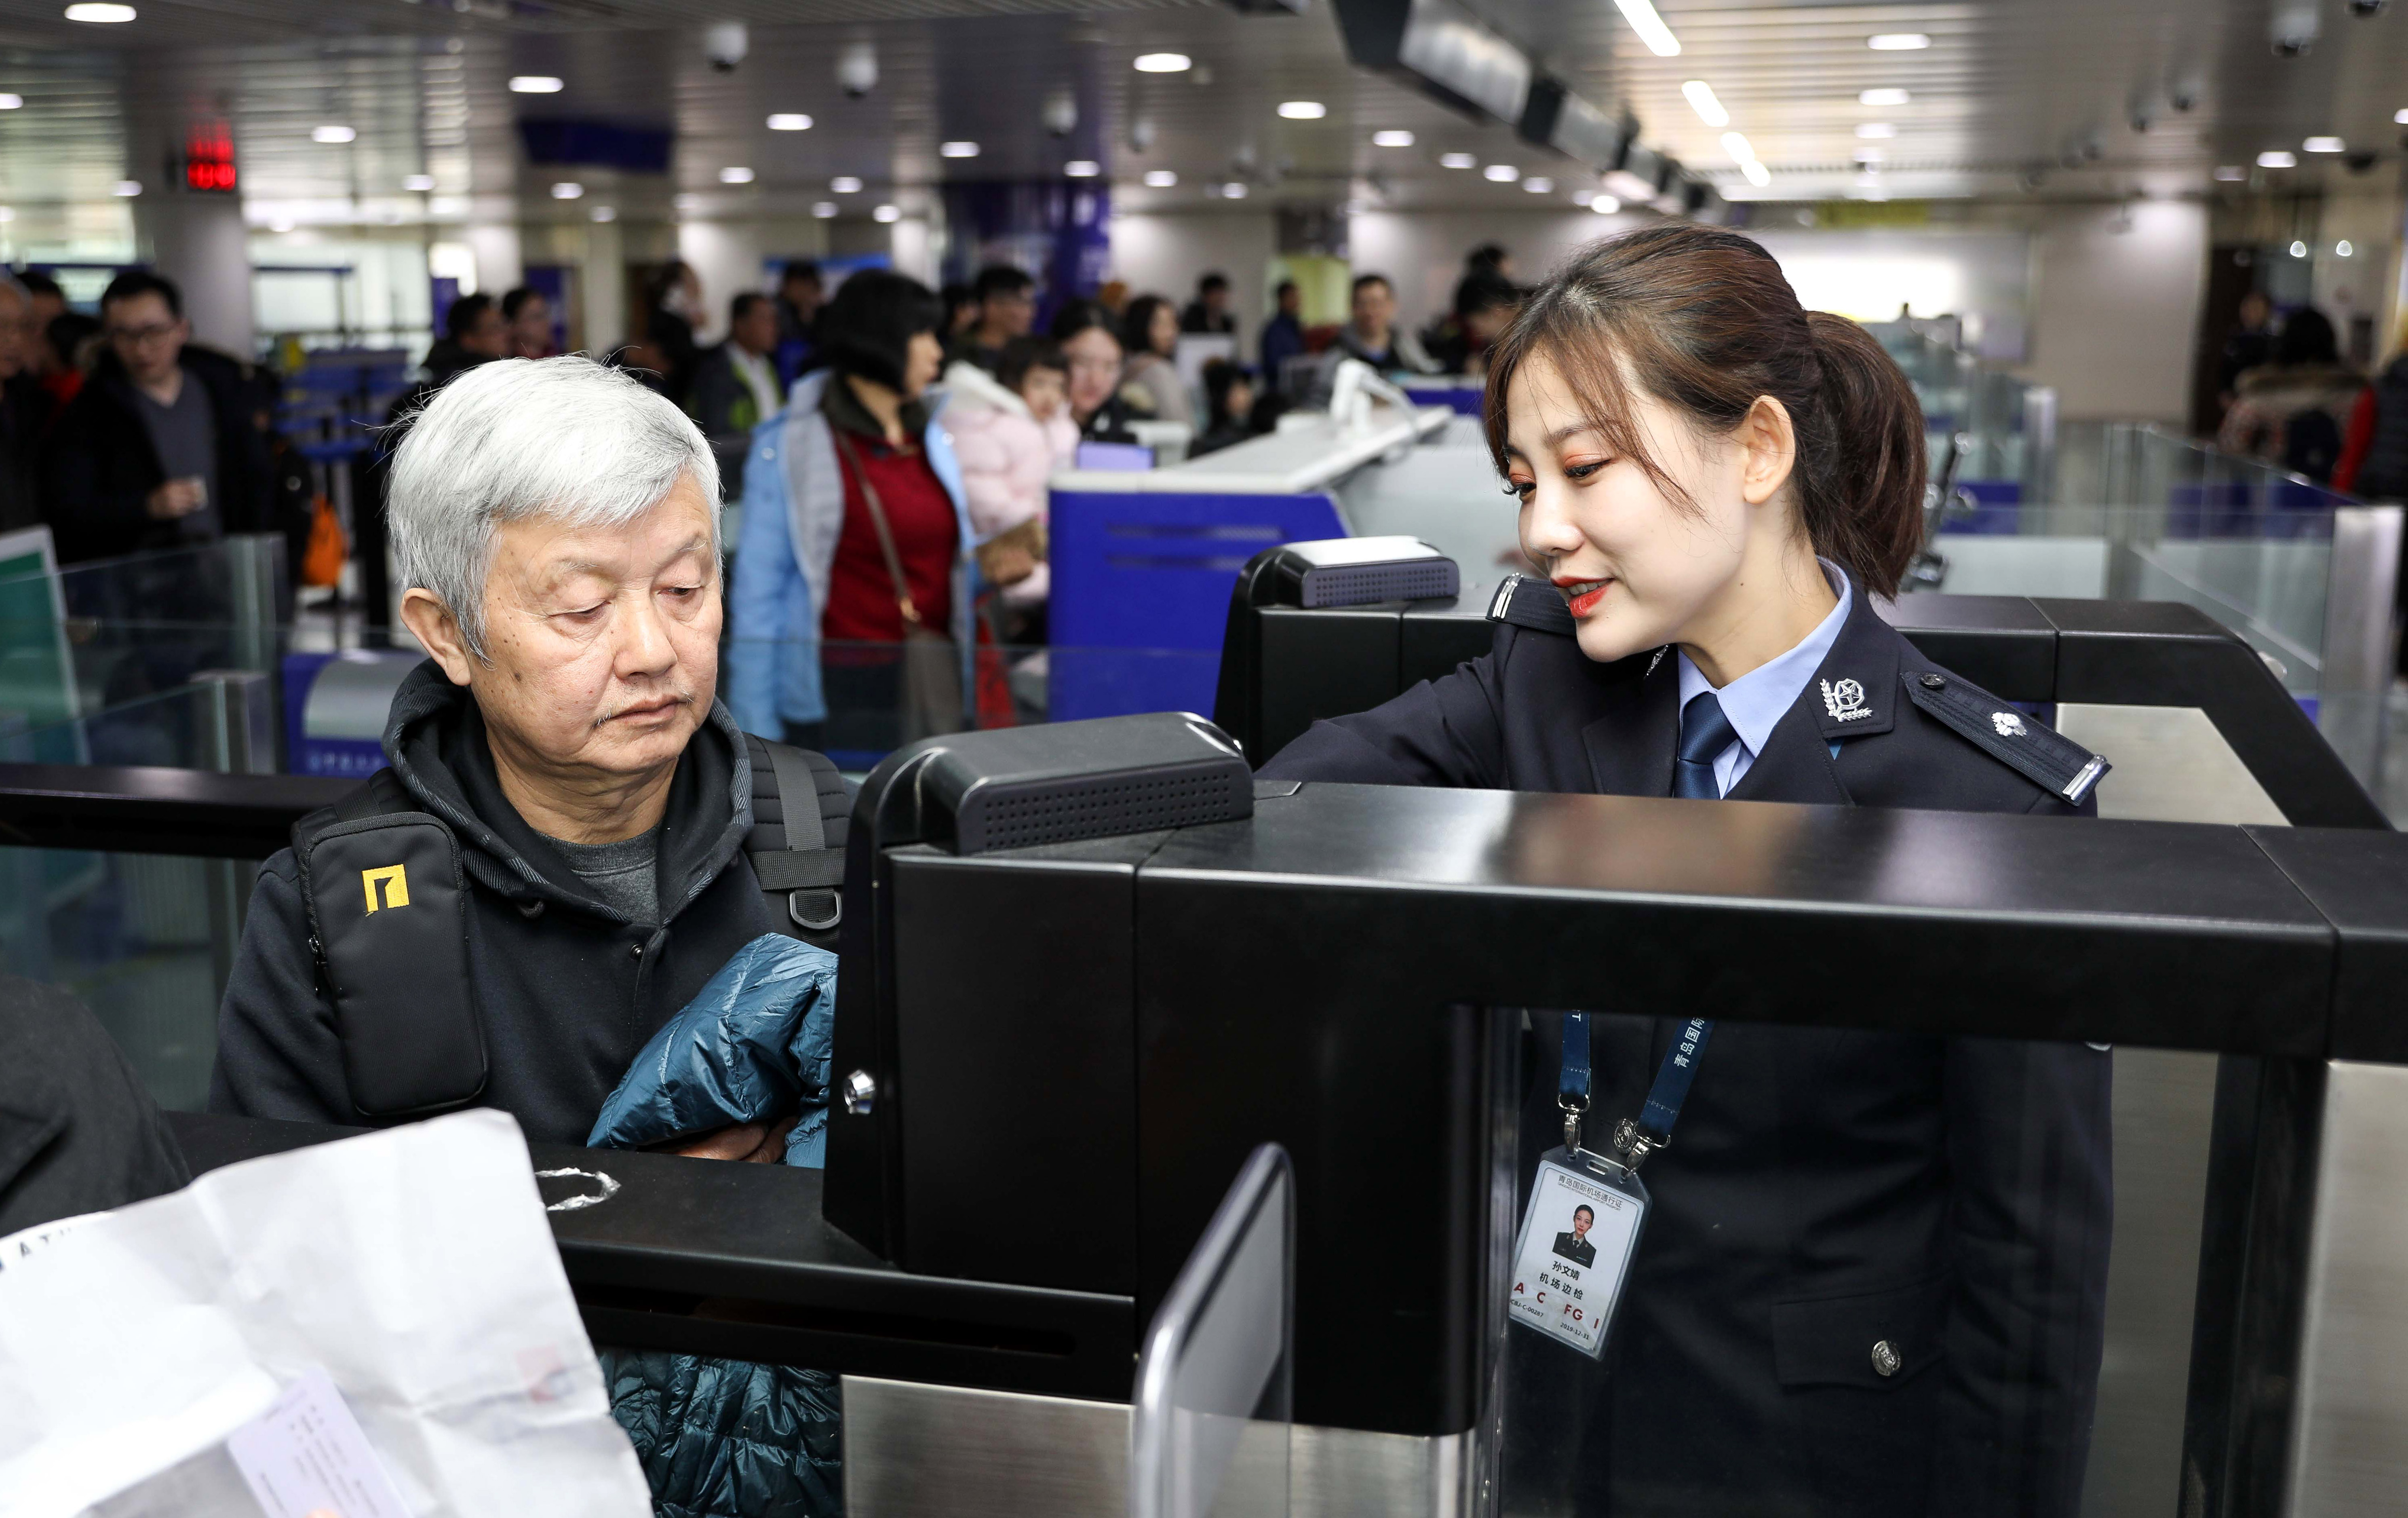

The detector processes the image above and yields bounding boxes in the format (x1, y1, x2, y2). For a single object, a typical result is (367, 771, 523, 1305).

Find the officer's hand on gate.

(670, 1113, 801, 1163)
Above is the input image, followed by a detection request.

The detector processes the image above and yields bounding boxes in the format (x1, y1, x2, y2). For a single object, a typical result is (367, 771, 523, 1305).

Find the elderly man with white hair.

(210, 356, 845, 1151)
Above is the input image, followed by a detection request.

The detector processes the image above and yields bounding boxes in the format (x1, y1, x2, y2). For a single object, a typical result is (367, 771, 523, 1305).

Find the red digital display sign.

(181, 123, 236, 194)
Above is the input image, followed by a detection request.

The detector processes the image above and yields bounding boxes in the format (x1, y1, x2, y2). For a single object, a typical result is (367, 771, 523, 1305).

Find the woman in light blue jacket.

(726, 270, 977, 752)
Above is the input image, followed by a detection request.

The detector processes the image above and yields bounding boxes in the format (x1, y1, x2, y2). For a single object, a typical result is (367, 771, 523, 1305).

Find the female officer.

(1261, 224, 2112, 1518)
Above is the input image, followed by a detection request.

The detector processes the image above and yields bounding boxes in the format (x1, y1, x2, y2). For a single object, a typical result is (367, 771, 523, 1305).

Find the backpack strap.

(290, 768, 488, 1121)
(744, 733, 850, 951)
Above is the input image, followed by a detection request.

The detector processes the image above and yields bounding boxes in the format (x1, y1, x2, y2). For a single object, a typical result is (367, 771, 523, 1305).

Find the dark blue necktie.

(1674, 691, 1738, 800)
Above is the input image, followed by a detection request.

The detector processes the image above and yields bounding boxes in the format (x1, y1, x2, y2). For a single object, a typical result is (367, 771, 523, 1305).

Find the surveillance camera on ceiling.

(705, 21, 747, 74)
(2350, 0, 2387, 17)
(2128, 104, 2155, 134)
(2169, 87, 2198, 112)
(838, 41, 878, 98)
(2347, 149, 2378, 171)
(2270, 0, 2321, 54)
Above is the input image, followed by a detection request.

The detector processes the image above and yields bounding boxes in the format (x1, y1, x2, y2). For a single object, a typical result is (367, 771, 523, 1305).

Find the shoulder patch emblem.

(1485, 573, 1576, 637)
(1821, 678, 1873, 722)
(1902, 671, 2109, 804)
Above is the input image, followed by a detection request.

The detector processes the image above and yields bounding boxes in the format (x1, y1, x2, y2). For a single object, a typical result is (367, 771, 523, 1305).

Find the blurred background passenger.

(360, 292, 510, 638)
(728, 269, 973, 753)
(1118, 294, 1191, 426)
(644, 260, 704, 406)
(2218, 306, 2362, 483)
(1, 975, 188, 1235)
(1423, 266, 1523, 377)
(2216, 290, 2277, 424)
(1335, 272, 1438, 374)
(775, 259, 824, 381)
(954, 264, 1036, 374)
(1466, 241, 1514, 281)
(19, 268, 64, 333)
(1259, 280, 1305, 394)
(41, 271, 275, 566)
(1049, 298, 1143, 443)
(947, 335, 1073, 626)
(0, 273, 41, 532)
(501, 285, 555, 359)
(1189, 360, 1258, 460)
(690, 292, 786, 501)
(38, 312, 97, 411)
(941, 282, 978, 345)
(1181, 270, 1236, 336)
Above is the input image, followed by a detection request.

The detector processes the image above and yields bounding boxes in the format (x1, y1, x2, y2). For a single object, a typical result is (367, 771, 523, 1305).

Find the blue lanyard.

(1559, 1013, 1715, 1168)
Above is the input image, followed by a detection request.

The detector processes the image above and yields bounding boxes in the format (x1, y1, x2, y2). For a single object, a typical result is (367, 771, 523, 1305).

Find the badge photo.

(1507, 1147, 1648, 1360)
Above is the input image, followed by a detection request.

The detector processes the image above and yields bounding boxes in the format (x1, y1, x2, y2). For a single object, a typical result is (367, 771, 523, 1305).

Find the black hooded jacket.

(208, 662, 782, 1144)
(40, 345, 278, 566)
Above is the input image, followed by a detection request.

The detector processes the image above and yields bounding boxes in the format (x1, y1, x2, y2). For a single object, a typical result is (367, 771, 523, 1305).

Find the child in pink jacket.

(943, 338, 1078, 610)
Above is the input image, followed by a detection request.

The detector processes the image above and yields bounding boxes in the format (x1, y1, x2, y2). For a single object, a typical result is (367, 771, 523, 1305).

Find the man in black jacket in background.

(40, 270, 276, 565)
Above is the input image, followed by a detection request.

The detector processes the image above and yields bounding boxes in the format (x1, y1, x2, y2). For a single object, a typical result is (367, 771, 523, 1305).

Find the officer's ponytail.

(1481, 224, 1927, 598)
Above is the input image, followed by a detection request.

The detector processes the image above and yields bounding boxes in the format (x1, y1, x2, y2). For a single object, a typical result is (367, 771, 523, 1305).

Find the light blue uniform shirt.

(1674, 561, 1852, 797)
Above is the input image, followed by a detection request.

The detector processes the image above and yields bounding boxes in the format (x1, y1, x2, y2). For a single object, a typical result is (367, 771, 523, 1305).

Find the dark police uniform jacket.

(1261, 579, 2113, 1518)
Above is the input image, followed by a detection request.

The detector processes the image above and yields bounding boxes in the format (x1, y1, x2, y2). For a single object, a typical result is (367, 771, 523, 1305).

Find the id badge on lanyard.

(1506, 1013, 1713, 1360)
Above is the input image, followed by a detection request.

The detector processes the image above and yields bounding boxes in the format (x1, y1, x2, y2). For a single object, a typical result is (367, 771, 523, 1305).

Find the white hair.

(388, 355, 721, 657)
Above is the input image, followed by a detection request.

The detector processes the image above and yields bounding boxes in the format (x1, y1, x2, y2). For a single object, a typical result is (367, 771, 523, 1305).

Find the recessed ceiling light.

(1742, 159, 1771, 187)
(1613, 0, 1681, 57)
(430, 196, 464, 216)
(551, 181, 583, 198)
(590, 205, 616, 222)
(0, 95, 22, 110)
(63, 3, 135, 21)
(2397, 108, 2408, 125)
(1482, 163, 1518, 181)
(1278, 101, 1326, 119)
(2338, 239, 2355, 257)
(873, 203, 900, 222)
(2290, 239, 2308, 258)
(111, 179, 140, 196)
(1133, 52, 1191, 73)
(1220, 181, 1248, 198)
(1720, 131, 1756, 163)
(831, 175, 862, 192)
(673, 192, 701, 211)
(312, 125, 356, 144)
(768, 113, 812, 131)
(2258, 150, 2296, 168)
(1522, 176, 1552, 192)
(2214, 165, 2246, 181)
(1065, 160, 1100, 177)
(1856, 122, 1896, 139)
(1592, 194, 1621, 214)
(508, 76, 564, 93)
(403, 173, 435, 191)
(813, 201, 838, 218)
(1680, 80, 1728, 128)
(1439, 152, 1476, 169)
(939, 141, 979, 158)
(2304, 135, 2345, 153)
(1372, 129, 1414, 147)
(1859, 87, 1910, 106)
(1867, 32, 1929, 49)
(1143, 169, 1177, 187)
(719, 165, 755, 183)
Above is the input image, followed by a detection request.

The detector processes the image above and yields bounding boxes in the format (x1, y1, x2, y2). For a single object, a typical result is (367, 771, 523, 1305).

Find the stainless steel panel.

(2056, 703, 2289, 826)
(844, 1377, 1471, 1518)
(2287, 1062, 2408, 1517)
(2315, 505, 2402, 788)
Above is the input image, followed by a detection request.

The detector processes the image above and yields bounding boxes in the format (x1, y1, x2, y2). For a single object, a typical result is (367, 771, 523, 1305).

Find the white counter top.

(1051, 403, 1452, 496)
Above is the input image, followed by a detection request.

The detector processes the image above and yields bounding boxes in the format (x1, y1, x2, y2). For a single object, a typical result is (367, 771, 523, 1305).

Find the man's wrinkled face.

(464, 476, 721, 781)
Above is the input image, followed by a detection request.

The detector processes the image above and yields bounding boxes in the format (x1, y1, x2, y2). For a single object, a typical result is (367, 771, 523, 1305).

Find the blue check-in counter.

(1046, 402, 1451, 720)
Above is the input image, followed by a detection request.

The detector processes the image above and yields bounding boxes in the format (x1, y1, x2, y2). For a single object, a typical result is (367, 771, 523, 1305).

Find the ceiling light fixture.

(2304, 135, 2345, 153)
(2290, 239, 2307, 258)
(1853, 147, 1887, 165)
(1133, 52, 1191, 73)
(939, 141, 979, 157)
(64, 3, 135, 20)
(830, 175, 862, 192)
(1144, 169, 1177, 186)
(873, 203, 901, 222)
(1867, 32, 1929, 49)
(1719, 131, 1756, 163)
(509, 76, 564, 93)
(312, 125, 356, 144)
(813, 201, 838, 217)
(673, 192, 700, 211)
(590, 205, 616, 222)
(1680, 80, 1728, 127)
(1278, 101, 1326, 119)
(1613, 0, 1682, 57)
(1221, 181, 1248, 198)
(2338, 239, 2355, 257)
(1592, 194, 1620, 213)
(719, 165, 755, 183)
(0, 95, 22, 110)
(1372, 129, 1414, 147)
(2258, 150, 2296, 168)
(1439, 152, 1477, 169)
(403, 173, 435, 191)
(1859, 87, 1909, 106)
(1742, 158, 1771, 187)
(768, 113, 812, 131)
(112, 179, 140, 196)
(1522, 175, 1553, 192)
(1856, 122, 1896, 139)
(1065, 160, 1100, 177)
(269, 217, 292, 232)
(1482, 163, 1518, 181)
(2214, 165, 2246, 180)
(551, 181, 583, 198)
